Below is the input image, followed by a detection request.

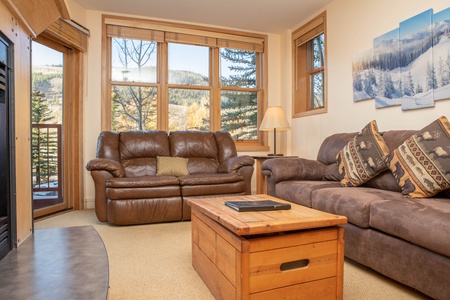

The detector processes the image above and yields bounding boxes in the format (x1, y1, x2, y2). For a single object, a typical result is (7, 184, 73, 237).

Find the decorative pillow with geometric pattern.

(385, 116, 450, 198)
(156, 156, 189, 176)
(336, 120, 390, 187)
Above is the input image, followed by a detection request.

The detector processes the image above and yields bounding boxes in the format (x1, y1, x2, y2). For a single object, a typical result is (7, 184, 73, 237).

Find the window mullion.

(212, 47, 221, 131)
(159, 42, 168, 131)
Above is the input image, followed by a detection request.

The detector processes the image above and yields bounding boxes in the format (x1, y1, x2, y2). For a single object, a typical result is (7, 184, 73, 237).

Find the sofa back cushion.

(119, 131, 171, 177)
(169, 131, 220, 174)
(318, 130, 418, 192)
(214, 131, 238, 163)
(317, 132, 357, 165)
(96, 131, 121, 161)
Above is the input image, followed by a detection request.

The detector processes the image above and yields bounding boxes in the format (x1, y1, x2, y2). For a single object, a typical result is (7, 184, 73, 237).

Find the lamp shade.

(259, 106, 290, 131)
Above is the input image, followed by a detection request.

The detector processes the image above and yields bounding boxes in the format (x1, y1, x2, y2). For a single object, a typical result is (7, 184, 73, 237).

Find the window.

(102, 16, 268, 150)
(292, 12, 327, 117)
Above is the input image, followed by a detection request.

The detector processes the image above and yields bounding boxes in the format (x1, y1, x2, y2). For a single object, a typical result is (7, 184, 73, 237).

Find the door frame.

(32, 35, 84, 218)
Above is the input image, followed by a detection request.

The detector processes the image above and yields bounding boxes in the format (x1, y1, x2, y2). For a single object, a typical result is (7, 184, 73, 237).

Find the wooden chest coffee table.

(187, 195, 348, 300)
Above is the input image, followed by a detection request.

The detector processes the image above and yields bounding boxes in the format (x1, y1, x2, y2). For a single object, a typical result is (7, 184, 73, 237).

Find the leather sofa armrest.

(219, 156, 254, 195)
(86, 158, 125, 178)
(262, 158, 327, 183)
(262, 158, 327, 196)
(218, 155, 255, 173)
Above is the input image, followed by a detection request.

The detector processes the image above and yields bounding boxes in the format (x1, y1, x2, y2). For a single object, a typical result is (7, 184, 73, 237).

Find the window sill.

(292, 107, 327, 118)
(236, 141, 269, 152)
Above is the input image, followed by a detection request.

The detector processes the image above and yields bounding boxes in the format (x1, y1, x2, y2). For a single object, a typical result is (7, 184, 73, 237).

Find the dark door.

(0, 34, 13, 260)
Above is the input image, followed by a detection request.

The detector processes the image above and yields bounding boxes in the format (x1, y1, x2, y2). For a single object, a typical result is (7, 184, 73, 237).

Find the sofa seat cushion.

(311, 187, 404, 228)
(107, 197, 182, 225)
(178, 173, 243, 185)
(369, 198, 450, 257)
(179, 173, 245, 196)
(106, 176, 181, 200)
(275, 181, 341, 208)
(107, 176, 179, 188)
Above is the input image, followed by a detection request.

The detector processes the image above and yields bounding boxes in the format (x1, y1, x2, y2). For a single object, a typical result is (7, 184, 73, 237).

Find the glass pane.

(111, 85, 157, 131)
(220, 91, 258, 140)
(312, 34, 325, 69)
(32, 42, 63, 124)
(111, 38, 157, 83)
(31, 42, 63, 204)
(168, 43, 209, 86)
(311, 71, 324, 108)
(168, 88, 210, 131)
(220, 49, 256, 88)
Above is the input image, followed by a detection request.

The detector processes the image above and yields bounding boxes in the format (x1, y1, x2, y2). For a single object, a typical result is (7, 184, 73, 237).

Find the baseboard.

(84, 197, 95, 209)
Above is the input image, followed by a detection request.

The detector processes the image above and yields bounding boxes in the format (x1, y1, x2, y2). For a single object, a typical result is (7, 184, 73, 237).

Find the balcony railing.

(31, 124, 62, 206)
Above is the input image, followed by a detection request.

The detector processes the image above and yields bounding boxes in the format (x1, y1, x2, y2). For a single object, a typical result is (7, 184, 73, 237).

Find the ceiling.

(72, 0, 333, 33)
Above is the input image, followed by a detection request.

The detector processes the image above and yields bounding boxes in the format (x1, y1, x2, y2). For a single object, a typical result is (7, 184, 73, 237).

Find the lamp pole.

(268, 128, 283, 156)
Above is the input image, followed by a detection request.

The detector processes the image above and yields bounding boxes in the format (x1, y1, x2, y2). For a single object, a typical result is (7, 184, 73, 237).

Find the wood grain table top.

(187, 195, 347, 236)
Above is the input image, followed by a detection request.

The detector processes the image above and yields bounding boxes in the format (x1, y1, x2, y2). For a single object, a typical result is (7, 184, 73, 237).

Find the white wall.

(283, 0, 450, 160)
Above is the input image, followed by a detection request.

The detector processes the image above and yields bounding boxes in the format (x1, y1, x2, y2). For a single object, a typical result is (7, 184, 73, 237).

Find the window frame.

(292, 12, 327, 118)
(101, 15, 269, 151)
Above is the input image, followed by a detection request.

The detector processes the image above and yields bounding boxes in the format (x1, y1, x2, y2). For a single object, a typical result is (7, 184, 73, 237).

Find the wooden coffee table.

(187, 195, 348, 300)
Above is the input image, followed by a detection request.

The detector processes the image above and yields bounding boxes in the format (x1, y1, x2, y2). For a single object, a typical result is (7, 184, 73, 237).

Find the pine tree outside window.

(220, 49, 259, 140)
(102, 16, 268, 150)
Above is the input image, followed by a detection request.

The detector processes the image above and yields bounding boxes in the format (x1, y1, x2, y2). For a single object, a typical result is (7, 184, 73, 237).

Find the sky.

(32, 42, 63, 66)
(399, 9, 432, 39)
(433, 7, 450, 24)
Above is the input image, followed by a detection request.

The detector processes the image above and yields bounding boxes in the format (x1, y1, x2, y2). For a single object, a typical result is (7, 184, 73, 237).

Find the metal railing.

(31, 124, 62, 201)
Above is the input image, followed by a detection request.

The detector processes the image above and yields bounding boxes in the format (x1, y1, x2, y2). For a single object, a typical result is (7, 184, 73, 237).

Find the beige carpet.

(35, 210, 429, 300)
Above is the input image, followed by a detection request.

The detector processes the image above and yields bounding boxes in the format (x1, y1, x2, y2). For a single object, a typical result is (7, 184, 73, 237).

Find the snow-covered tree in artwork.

(383, 73, 396, 98)
(364, 70, 376, 97)
(402, 71, 415, 96)
(353, 72, 363, 91)
(426, 61, 438, 91)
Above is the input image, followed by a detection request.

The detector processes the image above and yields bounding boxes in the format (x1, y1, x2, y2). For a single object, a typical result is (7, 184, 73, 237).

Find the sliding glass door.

(31, 38, 69, 218)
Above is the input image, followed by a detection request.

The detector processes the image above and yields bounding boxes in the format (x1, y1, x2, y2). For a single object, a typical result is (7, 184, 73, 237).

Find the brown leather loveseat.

(86, 130, 254, 225)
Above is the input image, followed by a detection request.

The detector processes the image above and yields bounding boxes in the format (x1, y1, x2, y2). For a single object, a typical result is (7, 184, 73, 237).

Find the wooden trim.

(292, 11, 327, 119)
(159, 42, 168, 131)
(106, 24, 164, 42)
(211, 48, 220, 130)
(165, 32, 217, 47)
(104, 15, 265, 45)
(45, 19, 89, 52)
(101, 16, 110, 131)
(4, 0, 70, 37)
(292, 15, 325, 41)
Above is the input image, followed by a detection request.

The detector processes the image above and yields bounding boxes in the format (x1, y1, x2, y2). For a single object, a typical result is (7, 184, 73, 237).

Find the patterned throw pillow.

(336, 120, 390, 187)
(156, 156, 189, 176)
(385, 116, 450, 198)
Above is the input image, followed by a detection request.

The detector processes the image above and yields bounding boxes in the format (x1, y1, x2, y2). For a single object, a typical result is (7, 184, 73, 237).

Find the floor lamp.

(259, 106, 290, 156)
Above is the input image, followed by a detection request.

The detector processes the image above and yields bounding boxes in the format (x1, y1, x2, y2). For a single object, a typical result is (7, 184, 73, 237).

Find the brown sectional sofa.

(261, 130, 450, 299)
(86, 130, 254, 225)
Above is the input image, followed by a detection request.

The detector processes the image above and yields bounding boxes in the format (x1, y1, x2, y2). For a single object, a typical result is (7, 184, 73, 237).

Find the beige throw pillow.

(156, 156, 189, 176)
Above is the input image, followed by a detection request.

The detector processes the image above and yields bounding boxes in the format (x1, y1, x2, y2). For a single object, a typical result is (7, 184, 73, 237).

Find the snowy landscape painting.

(351, 6, 450, 111)
(432, 7, 450, 101)
(373, 29, 401, 108)
(352, 49, 374, 102)
(399, 9, 434, 111)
